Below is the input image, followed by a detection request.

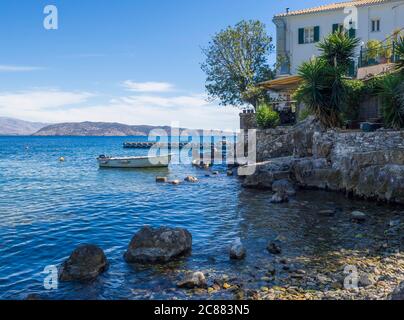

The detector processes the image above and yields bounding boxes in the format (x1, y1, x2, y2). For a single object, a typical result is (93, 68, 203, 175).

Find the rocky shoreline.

(28, 209, 402, 301)
(240, 117, 404, 205)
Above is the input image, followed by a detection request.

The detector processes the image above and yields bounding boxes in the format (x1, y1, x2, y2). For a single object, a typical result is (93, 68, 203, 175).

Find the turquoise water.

(0, 136, 401, 300)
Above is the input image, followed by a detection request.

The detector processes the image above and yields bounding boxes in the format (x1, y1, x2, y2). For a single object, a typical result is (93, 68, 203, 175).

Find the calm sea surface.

(0, 136, 401, 300)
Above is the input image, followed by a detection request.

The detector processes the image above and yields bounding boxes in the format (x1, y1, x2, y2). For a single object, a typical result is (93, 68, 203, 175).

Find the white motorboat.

(97, 154, 172, 168)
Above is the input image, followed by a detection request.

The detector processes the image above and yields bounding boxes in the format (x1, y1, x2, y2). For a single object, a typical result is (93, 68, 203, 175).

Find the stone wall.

(241, 120, 404, 204)
(255, 116, 323, 162)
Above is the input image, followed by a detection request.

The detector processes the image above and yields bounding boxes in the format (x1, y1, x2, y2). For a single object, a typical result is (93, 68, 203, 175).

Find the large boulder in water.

(124, 226, 192, 264)
(59, 244, 108, 282)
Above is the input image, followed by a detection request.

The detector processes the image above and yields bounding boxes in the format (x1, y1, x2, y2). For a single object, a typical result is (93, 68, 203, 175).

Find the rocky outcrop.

(229, 238, 246, 260)
(59, 245, 108, 282)
(124, 226, 192, 264)
(271, 179, 296, 196)
(241, 157, 295, 189)
(241, 125, 404, 204)
(255, 117, 323, 162)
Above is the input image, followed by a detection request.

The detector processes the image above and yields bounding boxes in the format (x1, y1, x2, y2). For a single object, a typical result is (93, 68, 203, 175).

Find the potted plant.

(365, 40, 382, 65)
(379, 39, 393, 64)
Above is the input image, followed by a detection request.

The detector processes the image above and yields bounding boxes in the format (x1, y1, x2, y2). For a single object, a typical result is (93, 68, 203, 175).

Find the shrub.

(395, 36, 404, 72)
(365, 40, 383, 60)
(341, 79, 365, 122)
(378, 73, 404, 129)
(256, 104, 280, 129)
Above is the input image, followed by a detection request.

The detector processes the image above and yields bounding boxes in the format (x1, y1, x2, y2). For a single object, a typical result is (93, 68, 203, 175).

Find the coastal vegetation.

(256, 103, 280, 129)
(201, 20, 275, 110)
(294, 32, 360, 128)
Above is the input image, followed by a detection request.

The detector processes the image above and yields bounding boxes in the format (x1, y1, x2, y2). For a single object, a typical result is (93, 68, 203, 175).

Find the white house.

(273, 0, 404, 76)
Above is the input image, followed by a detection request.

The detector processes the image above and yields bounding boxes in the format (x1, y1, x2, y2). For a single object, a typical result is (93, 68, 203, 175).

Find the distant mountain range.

(0, 117, 49, 136)
(33, 121, 181, 136)
(0, 117, 224, 136)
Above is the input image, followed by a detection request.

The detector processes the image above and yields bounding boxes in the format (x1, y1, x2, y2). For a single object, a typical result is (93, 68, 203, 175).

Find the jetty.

(123, 140, 232, 149)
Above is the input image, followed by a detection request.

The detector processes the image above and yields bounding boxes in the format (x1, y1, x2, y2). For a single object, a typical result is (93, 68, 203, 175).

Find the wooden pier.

(123, 140, 231, 149)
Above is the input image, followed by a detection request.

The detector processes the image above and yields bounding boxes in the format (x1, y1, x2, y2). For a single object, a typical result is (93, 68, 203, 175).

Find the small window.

(371, 19, 380, 32)
(304, 27, 315, 43)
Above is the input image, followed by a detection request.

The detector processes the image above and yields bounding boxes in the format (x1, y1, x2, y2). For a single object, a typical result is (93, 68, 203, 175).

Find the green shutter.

(349, 28, 356, 39)
(332, 24, 339, 33)
(298, 28, 304, 44)
(314, 26, 320, 42)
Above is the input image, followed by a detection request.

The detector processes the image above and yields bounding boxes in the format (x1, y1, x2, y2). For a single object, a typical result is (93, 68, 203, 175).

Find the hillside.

(0, 117, 48, 136)
(32, 121, 198, 136)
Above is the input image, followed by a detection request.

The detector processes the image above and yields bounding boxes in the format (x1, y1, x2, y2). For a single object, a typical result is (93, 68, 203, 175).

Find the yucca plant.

(317, 31, 360, 71)
(378, 74, 404, 129)
(294, 58, 344, 128)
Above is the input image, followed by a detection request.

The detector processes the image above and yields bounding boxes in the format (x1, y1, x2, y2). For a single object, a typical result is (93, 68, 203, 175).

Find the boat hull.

(97, 155, 171, 168)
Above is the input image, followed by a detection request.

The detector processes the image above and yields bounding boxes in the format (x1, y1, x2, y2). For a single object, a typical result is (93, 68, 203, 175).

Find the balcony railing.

(358, 41, 401, 68)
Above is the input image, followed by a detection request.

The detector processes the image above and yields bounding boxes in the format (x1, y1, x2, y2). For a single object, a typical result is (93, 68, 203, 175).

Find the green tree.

(317, 31, 360, 71)
(201, 20, 274, 110)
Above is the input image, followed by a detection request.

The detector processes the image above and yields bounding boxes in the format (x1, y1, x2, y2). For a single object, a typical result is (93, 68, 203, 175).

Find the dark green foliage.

(317, 31, 360, 72)
(395, 36, 404, 72)
(201, 20, 274, 109)
(378, 73, 404, 129)
(294, 32, 360, 128)
(256, 104, 280, 129)
(294, 58, 344, 128)
(341, 79, 365, 122)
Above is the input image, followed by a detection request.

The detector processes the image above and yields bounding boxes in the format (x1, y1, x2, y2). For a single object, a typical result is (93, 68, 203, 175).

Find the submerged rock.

(184, 176, 198, 183)
(59, 244, 108, 282)
(359, 273, 374, 287)
(270, 191, 289, 204)
(229, 238, 246, 260)
(272, 179, 296, 196)
(267, 264, 276, 276)
(351, 211, 367, 223)
(267, 241, 282, 255)
(124, 226, 192, 264)
(390, 281, 404, 300)
(177, 272, 207, 289)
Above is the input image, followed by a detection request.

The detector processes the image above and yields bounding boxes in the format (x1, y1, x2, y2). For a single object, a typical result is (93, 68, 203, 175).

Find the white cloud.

(0, 65, 42, 72)
(0, 89, 93, 111)
(122, 81, 175, 92)
(0, 89, 240, 131)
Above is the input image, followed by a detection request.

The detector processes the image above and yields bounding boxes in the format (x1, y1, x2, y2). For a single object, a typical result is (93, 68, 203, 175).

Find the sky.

(0, 0, 337, 130)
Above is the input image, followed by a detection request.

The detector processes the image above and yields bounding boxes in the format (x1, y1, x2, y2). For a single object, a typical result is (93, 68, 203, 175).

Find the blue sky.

(0, 0, 336, 130)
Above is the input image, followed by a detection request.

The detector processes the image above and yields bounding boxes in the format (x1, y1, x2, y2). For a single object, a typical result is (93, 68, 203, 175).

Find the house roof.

(274, 0, 391, 18)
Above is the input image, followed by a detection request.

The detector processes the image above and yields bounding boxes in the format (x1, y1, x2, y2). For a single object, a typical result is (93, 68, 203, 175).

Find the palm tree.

(294, 58, 344, 128)
(294, 32, 360, 128)
(317, 31, 360, 71)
